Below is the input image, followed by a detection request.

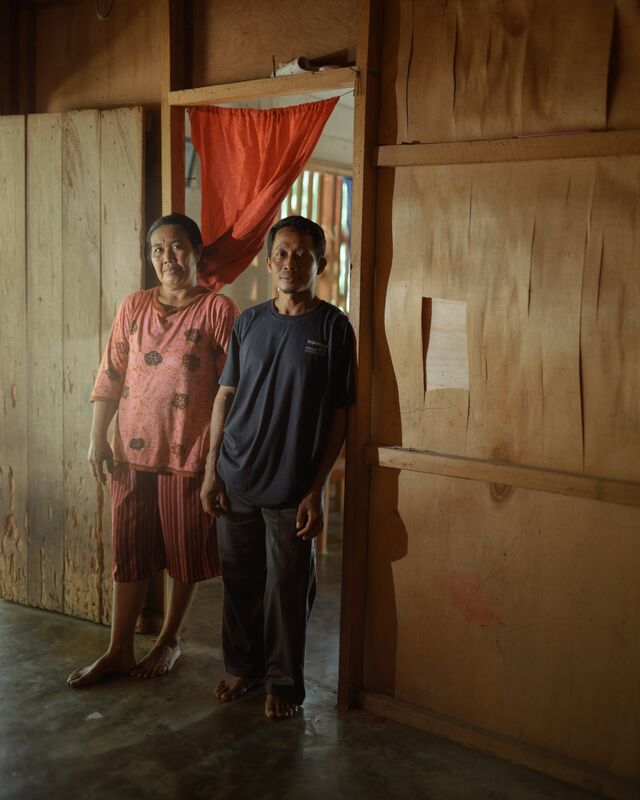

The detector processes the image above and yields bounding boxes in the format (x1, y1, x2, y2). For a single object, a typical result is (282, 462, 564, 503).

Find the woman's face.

(149, 224, 202, 292)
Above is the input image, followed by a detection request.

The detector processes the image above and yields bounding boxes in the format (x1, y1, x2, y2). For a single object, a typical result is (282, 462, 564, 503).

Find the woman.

(67, 213, 238, 687)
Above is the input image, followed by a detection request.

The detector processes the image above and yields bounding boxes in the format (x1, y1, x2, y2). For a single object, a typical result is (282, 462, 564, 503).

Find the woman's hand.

(200, 461, 229, 517)
(296, 490, 323, 540)
(88, 435, 114, 485)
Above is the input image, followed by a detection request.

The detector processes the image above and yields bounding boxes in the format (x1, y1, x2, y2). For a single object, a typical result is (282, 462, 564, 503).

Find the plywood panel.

(365, 467, 640, 780)
(0, 116, 27, 604)
(373, 156, 640, 481)
(380, 0, 614, 145)
(61, 110, 104, 622)
(26, 113, 64, 611)
(192, 0, 357, 87)
(99, 106, 145, 622)
(34, 0, 160, 113)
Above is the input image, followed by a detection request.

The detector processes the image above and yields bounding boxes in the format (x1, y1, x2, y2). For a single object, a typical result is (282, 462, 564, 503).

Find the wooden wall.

(362, 0, 640, 796)
(0, 108, 144, 623)
(33, 0, 160, 113)
(192, 0, 357, 86)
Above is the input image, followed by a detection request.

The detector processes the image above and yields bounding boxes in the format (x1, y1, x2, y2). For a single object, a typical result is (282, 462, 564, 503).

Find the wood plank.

(168, 67, 357, 107)
(61, 110, 103, 622)
(520, 0, 613, 134)
(34, 0, 160, 113)
(372, 157, 640, 479)
(362, 692, 639, 800)
(100, 108, 145, 327)
(377, 130, 640, 167)
(364, 446, 640, 508)
(364, 468, 640, 785)
(0, 115, 28, 605)
(99, 106, 145, 623)
(607, 0, 640, 129)
(26, 113, 64, 611)
(379, 0, 614, 145)
(162, 0, 185, 215)
(192, 0, 357, 87)
(337, 0, 381, 711)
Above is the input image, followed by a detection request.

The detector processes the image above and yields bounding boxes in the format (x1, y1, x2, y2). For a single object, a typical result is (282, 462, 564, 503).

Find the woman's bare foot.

(130, 639, 181, 679)
(213, 676, 264, 701)
(67, 650, 135, 688)
(265, 694, 298, 720)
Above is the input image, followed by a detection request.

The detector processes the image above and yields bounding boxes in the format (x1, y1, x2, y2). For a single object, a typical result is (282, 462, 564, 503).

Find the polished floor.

(1, 524, 600, 800)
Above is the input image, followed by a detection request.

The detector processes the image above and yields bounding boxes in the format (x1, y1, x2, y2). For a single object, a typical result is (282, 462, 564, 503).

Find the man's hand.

(201, 461, 229, 517)
(296, 490, 323, 540)
(88, 436, 114, 485)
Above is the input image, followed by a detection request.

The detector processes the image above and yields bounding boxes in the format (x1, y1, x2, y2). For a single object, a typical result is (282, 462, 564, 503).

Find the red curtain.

(189, 97, 339, 291)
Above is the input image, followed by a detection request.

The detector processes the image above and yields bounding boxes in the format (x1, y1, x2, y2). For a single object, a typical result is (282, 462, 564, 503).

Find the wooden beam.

(168, 66, 357, 107)
(362, 692, 639, 800)
(364, 445, 640, 508)
(337, 0, 382, 711)
(377, 129, 640, 168)
(161, 0, 185, 215)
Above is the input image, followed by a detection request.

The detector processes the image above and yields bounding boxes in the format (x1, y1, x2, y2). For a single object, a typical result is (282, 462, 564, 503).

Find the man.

(201, 215, 355, 719)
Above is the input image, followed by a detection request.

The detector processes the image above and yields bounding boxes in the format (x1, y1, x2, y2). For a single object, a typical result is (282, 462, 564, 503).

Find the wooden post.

(161, 0, 186, 215)
(337, 0, 383, 710)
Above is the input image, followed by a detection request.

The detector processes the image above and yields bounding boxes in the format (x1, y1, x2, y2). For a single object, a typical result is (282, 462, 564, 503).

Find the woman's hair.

(267, 215, 326, 262)
(146, 213, 204, 261)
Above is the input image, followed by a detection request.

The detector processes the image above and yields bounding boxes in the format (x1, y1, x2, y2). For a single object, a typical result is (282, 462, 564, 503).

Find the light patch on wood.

(423, 298, 470, 392)
(0, 115, 28, 605)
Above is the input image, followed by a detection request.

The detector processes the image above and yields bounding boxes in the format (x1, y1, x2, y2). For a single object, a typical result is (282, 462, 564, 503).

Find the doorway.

(182, 92, 355, 695)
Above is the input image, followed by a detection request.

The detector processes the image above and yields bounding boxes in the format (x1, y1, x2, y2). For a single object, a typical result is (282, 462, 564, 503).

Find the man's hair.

(266, 215, 326, 262)
(146, 213, 204, 261)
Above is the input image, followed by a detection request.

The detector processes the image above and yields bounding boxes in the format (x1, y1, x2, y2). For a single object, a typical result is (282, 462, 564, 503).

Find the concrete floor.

(1, 525, 601, 800)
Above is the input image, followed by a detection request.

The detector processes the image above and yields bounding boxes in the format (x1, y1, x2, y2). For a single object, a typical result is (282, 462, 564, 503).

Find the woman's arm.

(200, 385, 236, 516)
(88, 398, 119, 484)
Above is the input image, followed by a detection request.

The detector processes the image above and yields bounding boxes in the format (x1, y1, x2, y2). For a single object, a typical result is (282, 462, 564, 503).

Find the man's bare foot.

(67, 650, 135, 688)
(265, 693, 299, 720)
(130, 639, 181, 679)
(213, 676, 264, 701)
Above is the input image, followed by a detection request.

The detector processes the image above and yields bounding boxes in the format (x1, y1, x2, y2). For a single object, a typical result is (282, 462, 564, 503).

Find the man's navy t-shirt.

(217, 299, 355, 508)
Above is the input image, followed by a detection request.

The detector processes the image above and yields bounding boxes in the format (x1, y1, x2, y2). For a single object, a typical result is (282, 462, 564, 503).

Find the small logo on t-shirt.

(304, 339, 328, 356)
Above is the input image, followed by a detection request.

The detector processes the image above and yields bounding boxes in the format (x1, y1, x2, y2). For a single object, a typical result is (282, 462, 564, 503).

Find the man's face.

(266, 228, 326, 296)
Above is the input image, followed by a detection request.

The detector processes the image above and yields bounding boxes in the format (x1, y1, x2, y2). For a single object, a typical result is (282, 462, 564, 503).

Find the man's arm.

(88, 398, 119, 484)
(200, 385, 236, 517)
(296, 406, 348, 540)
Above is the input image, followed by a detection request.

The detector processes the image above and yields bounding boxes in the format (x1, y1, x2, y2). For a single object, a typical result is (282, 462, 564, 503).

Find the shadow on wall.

(364, 168, 408, 697)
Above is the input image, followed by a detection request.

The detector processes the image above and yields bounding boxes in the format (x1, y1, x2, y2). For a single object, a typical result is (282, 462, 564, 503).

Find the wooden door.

(0, 107, 144, 624)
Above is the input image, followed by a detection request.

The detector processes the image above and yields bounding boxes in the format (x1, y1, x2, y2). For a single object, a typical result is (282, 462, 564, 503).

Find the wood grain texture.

(372, 157, 640, 481)
(192, 0, 357, 87)
(26, 113, 64, 611)
(161, 0, 185, 216)
(365, 446, 640, 508)
(337, 0, 382, 710)
(362, 692, 640, 800)
(169, 68, 357, 107)
(34, 0, 160, 112)
(377, 130, 640, 167)
(365, 468, 640, 782)
(379, 0, 614, 145)
(607, 0, 640, 130)
(0, 116, 28, 604)
(61, 110, 104, 622)
(99, 107, 145, 622)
